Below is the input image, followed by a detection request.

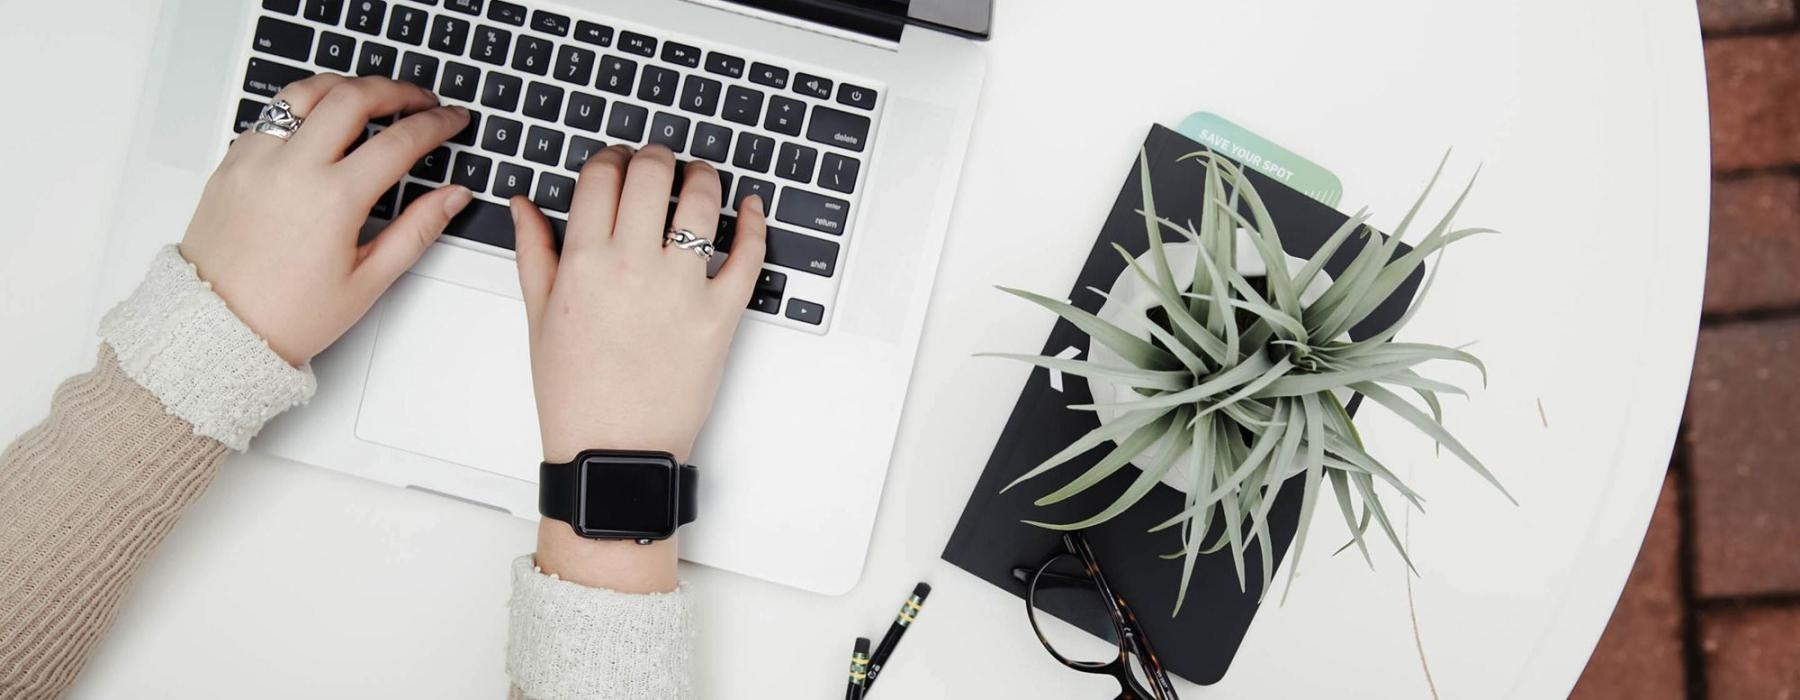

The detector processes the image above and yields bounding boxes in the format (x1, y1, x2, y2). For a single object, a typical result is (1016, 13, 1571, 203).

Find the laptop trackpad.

(355, 273, 541, 483)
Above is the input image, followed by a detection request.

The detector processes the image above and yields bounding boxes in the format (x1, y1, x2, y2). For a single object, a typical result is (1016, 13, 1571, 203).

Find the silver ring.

(663, 228, 716, 261)
(250, 98, 304, 141)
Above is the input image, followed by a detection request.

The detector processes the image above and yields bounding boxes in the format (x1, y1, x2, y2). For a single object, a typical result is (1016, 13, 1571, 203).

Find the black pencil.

(845, 637, 871, 700)
(863, 582, 931, 693)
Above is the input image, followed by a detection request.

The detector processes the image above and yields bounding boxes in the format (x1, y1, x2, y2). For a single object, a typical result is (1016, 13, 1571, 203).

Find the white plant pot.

(1085, 233, 1336, 494)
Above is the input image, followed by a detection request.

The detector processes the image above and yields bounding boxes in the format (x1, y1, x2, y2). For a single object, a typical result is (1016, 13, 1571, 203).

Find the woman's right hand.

(511, 144, 766, 592)
(180, 74, 473, 366)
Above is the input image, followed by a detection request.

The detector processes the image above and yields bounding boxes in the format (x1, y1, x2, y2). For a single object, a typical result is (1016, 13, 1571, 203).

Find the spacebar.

(442, 198, 566, 251)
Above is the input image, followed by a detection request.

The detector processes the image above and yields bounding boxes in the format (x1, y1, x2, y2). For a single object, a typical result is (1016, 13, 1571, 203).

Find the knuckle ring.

(251, 98, 304, 142)
(663, 228, 716, 261)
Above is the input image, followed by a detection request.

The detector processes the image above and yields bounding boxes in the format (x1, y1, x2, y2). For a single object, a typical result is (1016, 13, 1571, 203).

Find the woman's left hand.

(179, 74, 474, 366)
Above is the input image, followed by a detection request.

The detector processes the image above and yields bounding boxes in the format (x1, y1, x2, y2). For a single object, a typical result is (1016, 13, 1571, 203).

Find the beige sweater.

(0, 247, 693, 699)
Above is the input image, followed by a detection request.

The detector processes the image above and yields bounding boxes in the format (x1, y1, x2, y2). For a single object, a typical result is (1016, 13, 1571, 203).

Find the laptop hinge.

(714, 0, 908, 43)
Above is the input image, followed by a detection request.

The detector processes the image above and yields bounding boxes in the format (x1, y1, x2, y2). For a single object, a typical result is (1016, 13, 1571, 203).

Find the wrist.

(541, 429, 694, 464)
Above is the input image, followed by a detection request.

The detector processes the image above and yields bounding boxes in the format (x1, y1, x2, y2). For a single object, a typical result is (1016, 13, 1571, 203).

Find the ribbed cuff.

(506, 555, 695, 700)
(98, 245, 315, 451)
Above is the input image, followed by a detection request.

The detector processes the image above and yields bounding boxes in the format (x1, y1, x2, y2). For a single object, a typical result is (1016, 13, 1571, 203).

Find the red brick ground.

(1570, 1, 1800, 697)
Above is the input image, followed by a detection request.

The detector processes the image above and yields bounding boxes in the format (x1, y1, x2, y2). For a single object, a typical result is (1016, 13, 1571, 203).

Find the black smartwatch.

(539, 449, 698, 543)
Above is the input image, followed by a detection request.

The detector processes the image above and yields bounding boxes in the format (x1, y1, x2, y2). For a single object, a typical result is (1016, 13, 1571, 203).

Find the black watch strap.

(539, 459, 698, 533)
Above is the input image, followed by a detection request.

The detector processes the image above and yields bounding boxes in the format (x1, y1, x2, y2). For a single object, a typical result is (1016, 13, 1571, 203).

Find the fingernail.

(448, 105, 469, 116)
(746, 194, 765, 215)
(442, 185, 473, 218)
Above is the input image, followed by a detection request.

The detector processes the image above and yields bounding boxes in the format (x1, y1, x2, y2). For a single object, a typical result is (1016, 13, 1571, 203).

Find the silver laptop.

(94, 0, 988, 595)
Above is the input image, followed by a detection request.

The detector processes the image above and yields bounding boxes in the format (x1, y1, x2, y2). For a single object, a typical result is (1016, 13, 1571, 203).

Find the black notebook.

(941, 124, 1424, 685)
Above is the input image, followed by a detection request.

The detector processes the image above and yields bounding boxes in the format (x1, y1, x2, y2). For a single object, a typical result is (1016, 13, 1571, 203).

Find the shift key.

(775, 189, 849, 236)
(764, 226, 839, 277)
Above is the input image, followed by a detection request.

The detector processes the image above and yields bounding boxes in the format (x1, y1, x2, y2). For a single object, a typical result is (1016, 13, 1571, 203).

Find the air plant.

(986, 149, 1510, 613)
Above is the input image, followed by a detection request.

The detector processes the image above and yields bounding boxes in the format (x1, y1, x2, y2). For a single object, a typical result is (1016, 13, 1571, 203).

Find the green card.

(1175, 112, 1343, 208)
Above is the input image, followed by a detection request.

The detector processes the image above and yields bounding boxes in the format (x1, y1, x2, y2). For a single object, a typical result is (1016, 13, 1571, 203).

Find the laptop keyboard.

(235, 0, 886, 333)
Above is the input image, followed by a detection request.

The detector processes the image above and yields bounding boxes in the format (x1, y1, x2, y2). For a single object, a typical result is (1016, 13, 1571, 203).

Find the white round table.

(0, 0, 1707, 697)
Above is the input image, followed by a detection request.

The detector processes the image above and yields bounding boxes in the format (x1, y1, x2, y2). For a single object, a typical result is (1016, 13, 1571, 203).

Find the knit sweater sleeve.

(0, 246, 696, 699)
(0, 246, 314, 698)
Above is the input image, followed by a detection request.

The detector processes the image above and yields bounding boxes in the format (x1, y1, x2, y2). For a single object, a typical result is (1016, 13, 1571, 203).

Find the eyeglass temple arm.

(1010, 566, 1100, 590)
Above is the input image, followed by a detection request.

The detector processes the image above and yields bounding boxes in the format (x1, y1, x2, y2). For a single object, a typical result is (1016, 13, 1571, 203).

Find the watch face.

(578, 453, 677, 538)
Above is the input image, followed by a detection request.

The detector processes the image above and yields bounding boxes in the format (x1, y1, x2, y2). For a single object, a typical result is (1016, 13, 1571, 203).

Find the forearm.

(0, 348, 228, 698)
(0, 247, 313, 698)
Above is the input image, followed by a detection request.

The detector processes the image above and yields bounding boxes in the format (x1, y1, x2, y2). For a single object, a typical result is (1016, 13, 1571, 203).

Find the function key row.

(266, 1, 879, 111)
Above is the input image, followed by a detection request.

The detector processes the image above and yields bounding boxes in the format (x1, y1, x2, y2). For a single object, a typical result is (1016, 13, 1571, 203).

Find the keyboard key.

(315, 31, 355, 71)
(732, 132, 773, 173)
(234, 98, 263, 133)
(819, 152, 860, 193)
(401, 181, 431, 211)
(619, 30, 656, 57)
(837, 83, 876, 110)
(749, 62, 787, 89)
(522, 81, 563, 121)
(512, 34, 552, 75)
(564, 92, 605, 132)
(764, 96, 803, 136)
(775, 143, 817, 184)
(553, 44, 595, 86)
(356, 41, 398, 77)
(776, 189, 848, 235)
(304, 0, 344, 25)
(524, 125, 564, 166)
(530, 10, 569, 36)
(264, 0, 302, 15)
(786, 298, 824, 324)
(661, 41, 701, 68)
(451, 150, 492, 191)
(721, 85, 763, 126)
(482, 115, 523, 155)
(712, 213, 739, 251)
(244, 57, 312, 97)
(596, 55, 636, 95)
(806, 105, 870, 152)
(690, 122, 731, 163)
(450, 109, 480, 145)
(648, 112, 690, 152)
(439, 60, 480, 100)
(430, 14, 470, 54)
(471, 25, 510, 65)
(757, 269, 787, 295)
(444, 198, 532, 250)
(494, 162, 533, 198)
(534, 172, 575, 212)
(411, 146, 451, 181)
(443, 0, 481, 15)
(748, 293, 780, 315)
(387, 4, 428, 44)
(766, 227, 838, 276)
(253, 17, 314, 62)
(734, 176, 776, 211)
(487, 0, 526, 26)
(346, 0, 386, 35)
(397, 52, 437, 89)
(573, 20, 612, 47)
(678, 75, 721, 117)
(638, 65, 678, 106)
(705, 52, 744, 79)
(480, 72, 522, 111)
(371, 183, 399, 219)
(605, 102, 647, 141)
(793, 72, 831, 99)
(716, 170, 734, 203)
(564, 135, 604, 171)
